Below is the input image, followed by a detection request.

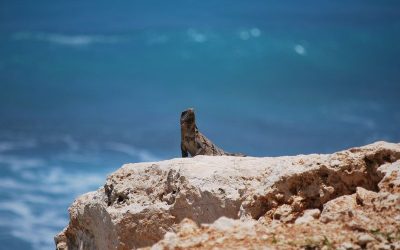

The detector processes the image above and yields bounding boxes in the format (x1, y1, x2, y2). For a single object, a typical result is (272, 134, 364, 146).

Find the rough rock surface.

(55, 141, 400, 250)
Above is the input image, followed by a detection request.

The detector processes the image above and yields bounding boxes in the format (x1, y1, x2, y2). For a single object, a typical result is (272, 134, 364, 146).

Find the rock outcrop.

(55, 141, 400, 250)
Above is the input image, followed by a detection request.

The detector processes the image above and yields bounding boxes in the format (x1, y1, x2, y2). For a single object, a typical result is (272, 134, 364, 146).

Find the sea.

(0, 1, 399, 249)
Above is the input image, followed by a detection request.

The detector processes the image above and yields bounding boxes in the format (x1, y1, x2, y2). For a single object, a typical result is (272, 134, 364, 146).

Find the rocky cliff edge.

(55, 141, 400, 249)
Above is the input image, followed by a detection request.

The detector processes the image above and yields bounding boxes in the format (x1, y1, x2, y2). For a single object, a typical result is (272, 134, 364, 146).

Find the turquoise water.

(0, 1, 399, 249)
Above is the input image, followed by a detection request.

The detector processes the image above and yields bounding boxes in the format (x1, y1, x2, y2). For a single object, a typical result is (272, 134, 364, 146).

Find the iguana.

(180, 108, 246, 157)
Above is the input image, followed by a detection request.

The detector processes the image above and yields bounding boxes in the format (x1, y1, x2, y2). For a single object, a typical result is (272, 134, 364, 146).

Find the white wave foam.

(106, 142, 159, 162)
(294, 44, 306, 55)
(0, 200, 68, 250)
(0, 140, 36, 152)
(41, 167, 104, 194)
(0, 166, 105, 250)
(61, 135, 79, 151)
(250, 28, 261, 37)
(0, 172, 103, 195)
(0, 156, 44, 171)
(55, 152, 101, 163)
(0, 178, 33, 190)
(0, 137, 160, 249)
(0, 201, 31, 218)
(19, 194, 53, 204)
(187, 28, 207, 43)
(239, 27, 261, 40)
(12, 32, 124, 46)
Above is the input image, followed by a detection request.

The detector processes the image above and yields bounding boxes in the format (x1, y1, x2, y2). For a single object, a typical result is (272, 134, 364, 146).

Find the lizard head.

(180, 108, 195, 126)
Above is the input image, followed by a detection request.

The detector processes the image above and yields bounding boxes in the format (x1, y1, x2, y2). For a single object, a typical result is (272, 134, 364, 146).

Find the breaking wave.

(0, 135, 158, 250)
(12, 32, 124, 46)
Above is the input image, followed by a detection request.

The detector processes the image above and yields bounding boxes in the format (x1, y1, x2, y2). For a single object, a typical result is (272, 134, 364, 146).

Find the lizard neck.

(181, 122, 196, 137)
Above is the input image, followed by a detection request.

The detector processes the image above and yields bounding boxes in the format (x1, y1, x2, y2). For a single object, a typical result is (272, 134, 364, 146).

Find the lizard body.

(180, 108, 245, 157)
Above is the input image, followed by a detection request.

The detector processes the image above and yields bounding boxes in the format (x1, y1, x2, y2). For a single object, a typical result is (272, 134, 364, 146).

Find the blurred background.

(0, 0, 399, 249)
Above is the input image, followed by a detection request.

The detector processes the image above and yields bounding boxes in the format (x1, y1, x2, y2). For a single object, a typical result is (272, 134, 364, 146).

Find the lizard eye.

(181, 111, 188, 118)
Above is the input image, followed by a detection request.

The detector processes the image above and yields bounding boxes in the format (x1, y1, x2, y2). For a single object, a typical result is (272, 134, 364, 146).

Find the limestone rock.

(294, 208, 320, 224)
(357, 233, 375, 247)
(55, 141, 400, 249)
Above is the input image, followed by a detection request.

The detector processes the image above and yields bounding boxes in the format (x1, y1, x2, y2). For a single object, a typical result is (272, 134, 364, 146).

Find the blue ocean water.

(0, 1, 399, 249)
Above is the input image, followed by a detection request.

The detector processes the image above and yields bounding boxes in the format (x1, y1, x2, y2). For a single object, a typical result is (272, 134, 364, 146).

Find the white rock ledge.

(55, 141, 400, 250)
